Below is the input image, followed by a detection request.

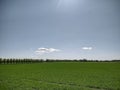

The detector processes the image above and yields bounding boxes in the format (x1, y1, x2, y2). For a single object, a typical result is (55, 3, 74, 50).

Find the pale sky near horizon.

(0, 0, 120, 60)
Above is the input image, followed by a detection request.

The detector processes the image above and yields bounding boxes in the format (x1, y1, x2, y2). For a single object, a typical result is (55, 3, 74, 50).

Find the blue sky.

(0, 0, 120, 60)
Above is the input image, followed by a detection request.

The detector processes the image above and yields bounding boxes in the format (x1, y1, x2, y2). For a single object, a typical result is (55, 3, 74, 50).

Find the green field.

(0, 62, 120, 90)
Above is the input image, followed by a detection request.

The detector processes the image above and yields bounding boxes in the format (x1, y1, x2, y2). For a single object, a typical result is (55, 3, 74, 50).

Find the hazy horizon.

(0, 0, 120, 60)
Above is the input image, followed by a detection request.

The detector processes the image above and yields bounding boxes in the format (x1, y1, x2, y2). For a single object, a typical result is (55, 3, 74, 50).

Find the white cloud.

(82, 47, 93, 50)
(35, 47, 60, 54)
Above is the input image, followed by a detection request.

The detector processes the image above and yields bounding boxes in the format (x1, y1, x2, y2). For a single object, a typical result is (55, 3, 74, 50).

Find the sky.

(0, 0, 120, 60)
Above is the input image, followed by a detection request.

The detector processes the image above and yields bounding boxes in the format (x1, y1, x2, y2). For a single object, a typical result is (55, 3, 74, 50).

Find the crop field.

(0, 62, 120, 90)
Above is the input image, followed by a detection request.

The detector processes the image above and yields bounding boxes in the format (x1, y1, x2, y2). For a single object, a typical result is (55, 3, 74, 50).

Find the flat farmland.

(0, 62, 120, 90)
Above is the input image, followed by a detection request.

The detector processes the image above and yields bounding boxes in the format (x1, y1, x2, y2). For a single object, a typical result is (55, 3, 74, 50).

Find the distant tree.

(6, 59, 9, 64)
(12, 59, 15, 64)
(0, 58, 2, 64)
(80, 59, 87, 62)
(3, 58, 6, 64)
(9, 59, 12, 64)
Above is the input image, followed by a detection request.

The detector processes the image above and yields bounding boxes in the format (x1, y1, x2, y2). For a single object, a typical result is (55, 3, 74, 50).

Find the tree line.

(0, 58, 120, 64)
(0, 58, 43, 64)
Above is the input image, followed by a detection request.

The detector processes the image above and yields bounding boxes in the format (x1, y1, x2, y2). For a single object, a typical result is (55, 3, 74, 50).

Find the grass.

(0, 62, 120, 90)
